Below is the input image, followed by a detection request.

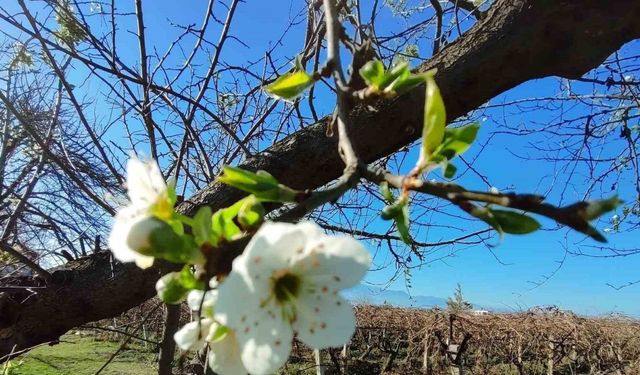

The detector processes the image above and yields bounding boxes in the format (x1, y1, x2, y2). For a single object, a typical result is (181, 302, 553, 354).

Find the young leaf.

(380, 182, 395, 203)
(237, 195, 265, 229)
(444, 163, 457, 179)
(156, 267, 204, 305)
(386, 73, 425, 95)
(431, 123, 480, 177)
(378, 62, 410, 90)
(145, 220, 183, 256)
(380, 197, 413, 244)
(192, 207, 213, 245)
(218, 166, 298, 202)
(156, 272, 188, 304)
(491, 210, 541, 235)
(417, 73, 446, 171)
(211, 203, 242, 244)
(359, 60, 386, 89)
(468, 206, 503, 236)
(265, 70, 314, 101)
(178, 266, 204, 290)
(396, 201, 412, 244)
(149, 230, 205, 265)
(436, 123, 480, 160)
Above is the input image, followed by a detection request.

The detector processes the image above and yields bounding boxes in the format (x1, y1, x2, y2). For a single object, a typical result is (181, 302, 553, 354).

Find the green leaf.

(156, 267, 204, 305)
(218, 166, 299, 202)
(10, 44, 33, 69)
(156, 272, 188, 304)
(380, 182, 395, 203)
(444, 163, 457, 179)
(386, 73, 425, 95)
(468, 206, 503, 235)
(359, 60, 386, 89)
(178, 265, 205, 290)
(192, 207, 213, 246)
(359, 60, 416, 93)
(468, 207, 540, 237)
(147, 224, 204, 265)
(396, 201, 412, 244)
(265, 70, 314, 101)
(211, 203, 242, 244)
(237, 196, 265, 229)
(436, 123, 480, 161)
(209, 195, 267, 245)
(418, 73, 446, 169)
(378, 62, 410, 90)
(380, 197, 412, 244)
(491, 210, 541, 235)
(147, 221, 184, 255)
(381, 203, 403, 220)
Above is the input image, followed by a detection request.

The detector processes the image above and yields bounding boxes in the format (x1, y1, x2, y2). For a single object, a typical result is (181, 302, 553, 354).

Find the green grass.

(6, 334, 157, 375)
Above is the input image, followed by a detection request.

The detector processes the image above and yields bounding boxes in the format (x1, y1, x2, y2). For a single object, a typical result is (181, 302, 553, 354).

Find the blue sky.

(7, 0, 637, 316)
(103, 0, 640, 316)
(365, 72, 640, 316)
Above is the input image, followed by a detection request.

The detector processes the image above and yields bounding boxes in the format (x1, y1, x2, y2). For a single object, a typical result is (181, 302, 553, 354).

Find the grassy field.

(5, 334, 157, 375)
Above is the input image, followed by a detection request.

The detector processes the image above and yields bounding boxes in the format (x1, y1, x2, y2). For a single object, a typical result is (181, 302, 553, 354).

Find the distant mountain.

(342, 284, 449, 309)
(342, 284, 503, 311)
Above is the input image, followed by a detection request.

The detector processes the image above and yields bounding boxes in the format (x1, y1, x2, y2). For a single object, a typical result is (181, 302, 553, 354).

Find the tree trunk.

(2, 0, 640, 360)
(158, 304, 181, 375)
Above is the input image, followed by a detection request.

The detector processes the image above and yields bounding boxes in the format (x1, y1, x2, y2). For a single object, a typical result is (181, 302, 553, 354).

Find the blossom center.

(272, 271, 301, 304)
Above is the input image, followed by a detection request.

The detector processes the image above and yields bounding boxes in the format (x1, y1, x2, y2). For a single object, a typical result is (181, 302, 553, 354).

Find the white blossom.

(174, 319, 214, 351)
(215, 222, 371, 375)
(108, 158, 170, 269)
(187, 278, 219, 318)
(208, 329, 247, 375)
(174, 279, 248, 374)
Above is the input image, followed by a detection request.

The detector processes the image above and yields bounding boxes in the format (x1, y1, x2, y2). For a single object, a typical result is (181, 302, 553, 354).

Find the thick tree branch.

(1, 0, 639, 360)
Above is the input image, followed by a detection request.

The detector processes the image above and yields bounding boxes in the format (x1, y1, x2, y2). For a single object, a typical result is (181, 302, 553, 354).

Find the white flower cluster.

(174, 222, 371, 374)
(108, 158, 372, 375)
(173, 280, 247, 374)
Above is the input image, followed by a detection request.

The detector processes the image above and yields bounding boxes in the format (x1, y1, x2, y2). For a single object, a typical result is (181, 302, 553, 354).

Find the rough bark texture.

(2, 0, 640, 360)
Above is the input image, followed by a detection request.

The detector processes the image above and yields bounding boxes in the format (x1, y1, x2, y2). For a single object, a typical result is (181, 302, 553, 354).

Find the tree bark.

(158, 304, 181, 375)
(1, 0, 640, 361)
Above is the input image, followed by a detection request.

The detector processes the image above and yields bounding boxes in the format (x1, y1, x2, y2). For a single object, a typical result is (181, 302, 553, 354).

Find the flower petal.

(125, 215, 163, 252)
(187, 289, 218, 317)
(295, 235, 371, 290)
(134, 255, 154, 269)
(215, 271, 262, 328)
(126, 157, 166, 206)
(108, 206, 155, 269)
(236, 309, 293, 375)
(241, 222, 310, 271)
(208, 330, 248, 375)
(293, 292, 356, 349)
(223, 222, 310, 302)
(174, 319, 212, 351)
